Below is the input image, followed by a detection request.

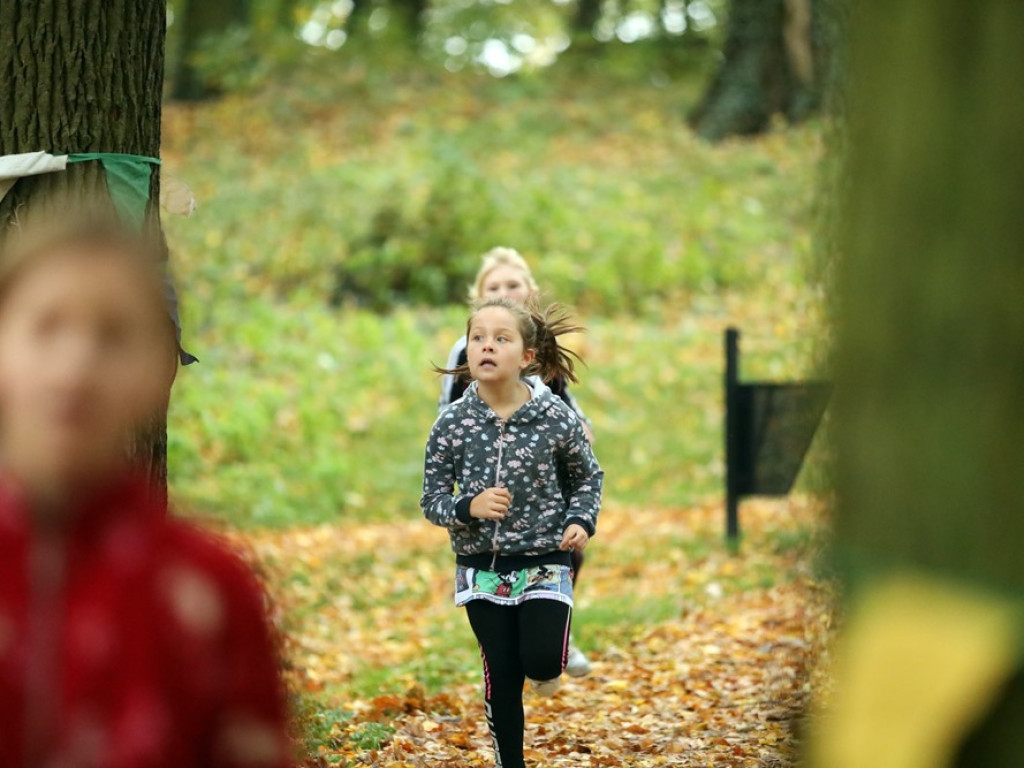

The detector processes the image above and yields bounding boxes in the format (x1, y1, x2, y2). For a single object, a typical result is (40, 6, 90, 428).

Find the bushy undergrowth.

(163, 63, 820, 312)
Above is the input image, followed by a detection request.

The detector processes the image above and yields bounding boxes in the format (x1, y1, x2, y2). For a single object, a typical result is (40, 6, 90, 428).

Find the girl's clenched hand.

(560, 524, 589, 551)
(470, 487, 511, 519)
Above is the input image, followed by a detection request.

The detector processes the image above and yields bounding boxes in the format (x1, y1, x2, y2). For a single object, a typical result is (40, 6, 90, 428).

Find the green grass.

(575, 593, 686, 648)
(295, 702, 353, 755)
(347, 633, 479, 700)
(162, 63, 827, 528)
(168, 301, 827, 526)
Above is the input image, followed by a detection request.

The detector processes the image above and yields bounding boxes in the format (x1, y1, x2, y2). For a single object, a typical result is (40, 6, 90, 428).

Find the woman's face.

(480, 265, 533, 305)
(0, 246, 174, 492)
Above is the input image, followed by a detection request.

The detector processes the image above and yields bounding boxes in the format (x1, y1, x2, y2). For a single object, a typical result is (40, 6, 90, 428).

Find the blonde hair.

(435, 297, 584, 385)
(469, 247, 539, 301)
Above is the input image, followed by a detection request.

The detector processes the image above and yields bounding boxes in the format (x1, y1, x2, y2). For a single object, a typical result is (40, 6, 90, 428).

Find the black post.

(725, 327, 741, 546)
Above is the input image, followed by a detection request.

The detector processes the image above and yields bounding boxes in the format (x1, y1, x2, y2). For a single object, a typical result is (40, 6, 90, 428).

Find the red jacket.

(0, 474, 291, 768)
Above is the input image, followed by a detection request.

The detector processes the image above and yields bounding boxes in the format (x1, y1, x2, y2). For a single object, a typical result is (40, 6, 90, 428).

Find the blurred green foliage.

(166, 0, 727, 94)
(165, 63, 815, 312)
(163, 63, 825, 527)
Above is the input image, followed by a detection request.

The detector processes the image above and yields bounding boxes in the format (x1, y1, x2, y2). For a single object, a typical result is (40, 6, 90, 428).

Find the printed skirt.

(454, 563, 574, 608)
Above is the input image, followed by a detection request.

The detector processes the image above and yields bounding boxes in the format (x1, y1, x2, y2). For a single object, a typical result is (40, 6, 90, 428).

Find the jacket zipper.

(490, 419, 506, 570)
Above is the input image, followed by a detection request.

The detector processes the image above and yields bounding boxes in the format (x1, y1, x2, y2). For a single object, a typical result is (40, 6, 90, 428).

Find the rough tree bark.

(172, 0, 249, 101)
(830, 2, 1024, 763)
(688, 0, 824, 141)
(0, 0, 170, 493)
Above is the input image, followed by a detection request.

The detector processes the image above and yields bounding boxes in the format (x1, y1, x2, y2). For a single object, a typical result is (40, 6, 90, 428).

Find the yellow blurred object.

(807, 573, 1020, 768)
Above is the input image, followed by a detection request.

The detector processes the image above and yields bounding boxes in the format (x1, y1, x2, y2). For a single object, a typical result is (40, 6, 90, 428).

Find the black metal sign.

(725, 328, 829, 543)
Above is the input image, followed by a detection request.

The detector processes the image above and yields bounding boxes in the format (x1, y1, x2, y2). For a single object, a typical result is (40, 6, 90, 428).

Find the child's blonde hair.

(469, 247, 539, 301)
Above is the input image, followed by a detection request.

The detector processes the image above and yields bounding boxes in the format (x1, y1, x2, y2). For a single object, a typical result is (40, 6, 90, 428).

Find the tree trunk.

(574, 0, 602, 36)
(172, 0, 249, 101)
(688, 0, 822, 141)
(0, 0, 170, 494)
(346, 0, 373, 38)
(829, 1, 1024, 763)
(393, 0, 427, 44)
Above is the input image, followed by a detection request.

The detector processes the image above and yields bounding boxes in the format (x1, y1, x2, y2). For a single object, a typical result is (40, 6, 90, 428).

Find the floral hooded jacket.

(421, 380, 603, 560)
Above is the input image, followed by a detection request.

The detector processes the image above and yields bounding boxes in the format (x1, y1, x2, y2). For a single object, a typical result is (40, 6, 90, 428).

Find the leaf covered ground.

(226, 498, 833, 767)
(161, 60, 834, 767)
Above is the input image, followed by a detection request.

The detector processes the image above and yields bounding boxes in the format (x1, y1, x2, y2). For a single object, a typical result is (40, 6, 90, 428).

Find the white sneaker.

(564, 643, 592, 678)
(529, 677, 561, 697)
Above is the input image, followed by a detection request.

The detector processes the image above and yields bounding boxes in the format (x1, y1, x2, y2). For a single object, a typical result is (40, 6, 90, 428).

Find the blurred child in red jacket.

(0, 217, 290, 768)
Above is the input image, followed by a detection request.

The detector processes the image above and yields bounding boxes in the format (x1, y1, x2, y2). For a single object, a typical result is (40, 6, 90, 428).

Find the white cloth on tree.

(0, 151, 196, 217)
(0, 151, 69, 201)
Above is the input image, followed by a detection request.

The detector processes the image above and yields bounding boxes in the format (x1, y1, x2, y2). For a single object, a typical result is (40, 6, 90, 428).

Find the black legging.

(465, 599, 572, 768)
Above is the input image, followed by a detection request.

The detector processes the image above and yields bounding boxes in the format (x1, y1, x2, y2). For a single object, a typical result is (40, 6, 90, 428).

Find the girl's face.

(466, 307, 535, 385)
(0, 245, 174, 494)
(479, 265, 533, 305)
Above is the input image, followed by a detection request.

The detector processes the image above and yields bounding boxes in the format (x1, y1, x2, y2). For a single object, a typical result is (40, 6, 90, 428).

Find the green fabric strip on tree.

(68, 153, 161, 229)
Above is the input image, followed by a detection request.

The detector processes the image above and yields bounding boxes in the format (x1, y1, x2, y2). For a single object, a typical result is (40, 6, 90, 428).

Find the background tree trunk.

(833, 1, 1024, 761)
(172, 0, 249, 101)
(393, 0, 427, 44)
(274, 0, 303, 29)
(347, 0, 373, 38)
(574, 0, 603, 37)
(0, 0, 170, 493)
(689, 0, 823, 141)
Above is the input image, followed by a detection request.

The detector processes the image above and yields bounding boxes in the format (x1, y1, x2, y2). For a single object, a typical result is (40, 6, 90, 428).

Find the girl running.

(0, 217, 290, 768)
(421, 297, 603, 768)
(438, 247, 595, 677)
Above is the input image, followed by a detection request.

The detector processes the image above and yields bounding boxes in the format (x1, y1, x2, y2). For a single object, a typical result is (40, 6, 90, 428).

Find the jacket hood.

(463, 379, 560, 424)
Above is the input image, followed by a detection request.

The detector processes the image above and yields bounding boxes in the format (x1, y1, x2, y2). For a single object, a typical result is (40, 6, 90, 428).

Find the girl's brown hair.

(436, 297, 585, 384)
